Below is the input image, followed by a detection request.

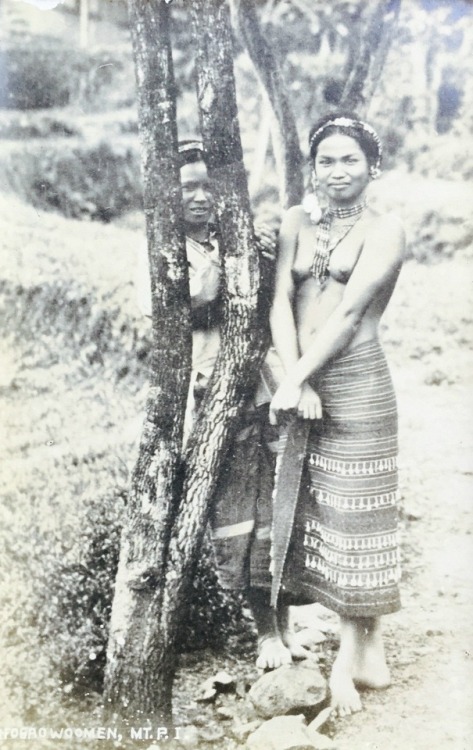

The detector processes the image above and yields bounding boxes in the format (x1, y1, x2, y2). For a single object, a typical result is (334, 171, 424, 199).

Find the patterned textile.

(210, 406, 278, 590)
(282, 339, 401, 617)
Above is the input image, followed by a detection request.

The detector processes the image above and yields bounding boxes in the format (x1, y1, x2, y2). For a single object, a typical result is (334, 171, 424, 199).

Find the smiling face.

(314, 133, 370, 207)
(180, 160, 214, 229)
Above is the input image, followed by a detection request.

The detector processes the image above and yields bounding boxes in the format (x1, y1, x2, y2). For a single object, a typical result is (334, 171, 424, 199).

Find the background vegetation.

(0, 1, 472, 748)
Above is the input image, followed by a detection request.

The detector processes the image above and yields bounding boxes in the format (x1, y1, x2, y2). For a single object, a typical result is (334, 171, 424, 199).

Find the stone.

(249, 661, 327, 719)
(294, 627, 326, 649)
(213, 670, 235, 688)
(173, 725, 200, 749)
(198, 724, 225, 743)
(195, 670, 236, 701)
(307, 707, 333, 732)
(305, 730, 336, 750)
(230, 719, 263, 742)
(246, 715, 316, 750)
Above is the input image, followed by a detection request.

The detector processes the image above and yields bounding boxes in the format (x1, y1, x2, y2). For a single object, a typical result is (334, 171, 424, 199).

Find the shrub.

(5, 139, 142, 221)
(31, 485, 249, 696)
(33, 487, 125, 692)
(0, 38, 123, 110)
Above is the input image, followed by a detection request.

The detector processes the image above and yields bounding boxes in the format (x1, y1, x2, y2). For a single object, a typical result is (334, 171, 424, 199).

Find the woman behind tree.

(268, 113, 405, 716)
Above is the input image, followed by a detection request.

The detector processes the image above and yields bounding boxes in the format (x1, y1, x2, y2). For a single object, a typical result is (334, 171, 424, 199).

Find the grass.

(0, 174, 472, 746)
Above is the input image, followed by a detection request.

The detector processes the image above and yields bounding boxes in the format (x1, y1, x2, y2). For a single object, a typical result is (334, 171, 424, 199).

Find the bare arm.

(287, 213, 405, 387)
(269, 206, 304, 372)
(269, 213, 405, 424)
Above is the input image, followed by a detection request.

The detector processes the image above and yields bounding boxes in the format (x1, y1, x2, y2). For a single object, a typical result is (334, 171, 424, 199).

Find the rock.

(213, 670, 235, 689)
(195, 670, 236, 701)
(307, 707, 333, 732)
(294, 627, 326, 649)
(246, 715, 316, 750)
(305, 729, 336, 750)
(198, 724, 225, 743)
(249, 662, 327, 719)
(231, 719, 263, 742)
(174, 725, 200, 749)
(216, 706, 235, 720)
(195, 682, 217, 702)
(290, 604, 338, 634)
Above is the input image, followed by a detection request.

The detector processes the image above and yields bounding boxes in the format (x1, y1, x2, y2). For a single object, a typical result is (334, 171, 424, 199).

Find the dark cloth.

(279, 339, 401, 617)
(209, 406, 278, 590)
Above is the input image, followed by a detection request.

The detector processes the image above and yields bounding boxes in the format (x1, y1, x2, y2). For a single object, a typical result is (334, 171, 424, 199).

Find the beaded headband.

(310, 117, 382, 167)
(178, 140, 204, 154)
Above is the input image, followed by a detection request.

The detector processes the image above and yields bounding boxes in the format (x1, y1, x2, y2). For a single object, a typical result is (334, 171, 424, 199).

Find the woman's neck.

(327, 191, 367, 213)
(186, 225, 210, 243)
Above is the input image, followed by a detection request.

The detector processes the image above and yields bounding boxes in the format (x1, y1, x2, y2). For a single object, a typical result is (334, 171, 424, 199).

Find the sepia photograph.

(0, 1, 472, 748)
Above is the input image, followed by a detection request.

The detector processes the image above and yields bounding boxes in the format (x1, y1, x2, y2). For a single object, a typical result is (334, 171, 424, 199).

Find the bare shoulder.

(280, 204, 310, 234)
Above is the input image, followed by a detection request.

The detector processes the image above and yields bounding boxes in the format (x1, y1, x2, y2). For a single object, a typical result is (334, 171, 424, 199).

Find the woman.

(268, 113, 405, 716)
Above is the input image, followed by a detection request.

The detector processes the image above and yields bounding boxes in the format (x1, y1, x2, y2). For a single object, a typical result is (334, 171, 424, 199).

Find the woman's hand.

(297, 383, 322, 421)
(269, 380, 322, 425)
(254, 221, 277, 261)
(269, 379, 301, 425)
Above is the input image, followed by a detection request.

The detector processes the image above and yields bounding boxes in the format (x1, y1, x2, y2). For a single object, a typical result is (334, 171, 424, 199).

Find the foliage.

(0, 37, 123, 110)
(1, 0, 472, 728)
(33, 487, 125, 692)
(4, 139, 142, 222)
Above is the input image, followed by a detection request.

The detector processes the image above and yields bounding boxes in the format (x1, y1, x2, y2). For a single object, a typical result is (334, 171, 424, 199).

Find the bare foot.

(329, 659, 362, 717)
(282, 629, 317, 661)
(353, 630, 391, 689)
(256, 635, 292, 670)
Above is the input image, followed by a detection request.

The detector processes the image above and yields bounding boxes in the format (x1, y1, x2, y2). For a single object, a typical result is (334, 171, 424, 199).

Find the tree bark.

(339, 0, 402, 116)
(103, 0, 192, 721)
(105, 0, 268, 723)
(231, 0, 304, 208)
(153, 0, 270, 697)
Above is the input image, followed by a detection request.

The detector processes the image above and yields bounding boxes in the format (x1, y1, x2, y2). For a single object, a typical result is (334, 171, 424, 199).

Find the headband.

(310, 117, 382, 166)
(178, 140, 204, 155)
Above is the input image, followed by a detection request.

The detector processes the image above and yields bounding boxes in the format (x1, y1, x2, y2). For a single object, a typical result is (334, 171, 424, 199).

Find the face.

(180, 160, 214, 227)
(314, 133, 370, 207)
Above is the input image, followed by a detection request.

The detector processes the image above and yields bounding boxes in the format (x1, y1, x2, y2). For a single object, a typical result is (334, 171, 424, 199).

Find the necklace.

(310, 201, 365, 284)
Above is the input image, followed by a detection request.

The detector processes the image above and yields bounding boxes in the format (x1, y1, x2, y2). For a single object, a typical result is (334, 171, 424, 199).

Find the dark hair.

(178, 139, 206, 169)
(308, 111, 382, 167)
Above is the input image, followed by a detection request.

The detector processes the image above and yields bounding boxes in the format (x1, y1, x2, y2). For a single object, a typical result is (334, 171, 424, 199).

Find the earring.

(369, 165, 381, 180)
(311, 170, 319, 192)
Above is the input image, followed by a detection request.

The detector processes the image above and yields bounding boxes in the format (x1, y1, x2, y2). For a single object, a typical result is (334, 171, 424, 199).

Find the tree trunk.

(103, 0, 192, 721)
(339, 0, 402, 116)
(105, 0, 268, 723)
(150, 0, 269, 709)
(231, 0, 304, 208)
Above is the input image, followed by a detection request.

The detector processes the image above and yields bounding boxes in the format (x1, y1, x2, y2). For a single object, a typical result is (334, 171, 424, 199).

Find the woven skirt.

(209, 406, 277, 591)
(282, 339, 401, 617)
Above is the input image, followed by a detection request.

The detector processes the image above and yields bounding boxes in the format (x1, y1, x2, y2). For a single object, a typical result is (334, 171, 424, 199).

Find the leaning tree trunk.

(147, 0, 270, 716)
(103, 0, 192, 721)
(106, 0, 268, 723)
(231, 0, 304, 208)
(339, 0, 402, 116)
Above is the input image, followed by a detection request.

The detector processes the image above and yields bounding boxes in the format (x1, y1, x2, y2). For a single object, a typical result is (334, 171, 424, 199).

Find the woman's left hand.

(269, 379, 302, 425)
(254, 222, 277, 261)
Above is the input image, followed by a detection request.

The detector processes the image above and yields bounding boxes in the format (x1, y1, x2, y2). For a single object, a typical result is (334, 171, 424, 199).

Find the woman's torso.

(291, 210, 397, 356)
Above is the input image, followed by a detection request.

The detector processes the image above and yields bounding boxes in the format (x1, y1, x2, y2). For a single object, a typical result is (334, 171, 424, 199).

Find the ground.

(0, 181, 472, 749)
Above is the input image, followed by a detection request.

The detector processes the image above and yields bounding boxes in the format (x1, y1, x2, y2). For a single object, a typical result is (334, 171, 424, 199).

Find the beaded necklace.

(310, 201, 365, 284)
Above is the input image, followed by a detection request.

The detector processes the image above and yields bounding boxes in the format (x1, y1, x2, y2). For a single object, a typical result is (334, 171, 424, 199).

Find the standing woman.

(269, 113, 405, 716)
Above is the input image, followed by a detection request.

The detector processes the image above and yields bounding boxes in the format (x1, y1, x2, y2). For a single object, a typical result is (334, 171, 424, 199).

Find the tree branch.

(231, 0, 304, 208)
(339, 0, 402, 116)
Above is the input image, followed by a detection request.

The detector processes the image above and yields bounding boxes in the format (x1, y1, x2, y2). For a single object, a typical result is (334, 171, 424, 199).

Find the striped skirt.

(282, 339, 401, 617)
(209, 406, 277, 591)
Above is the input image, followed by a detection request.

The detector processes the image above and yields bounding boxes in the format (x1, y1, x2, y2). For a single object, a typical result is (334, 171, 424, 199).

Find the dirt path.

(1, 196, 472, 748)
(331, 377, 473, 750)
